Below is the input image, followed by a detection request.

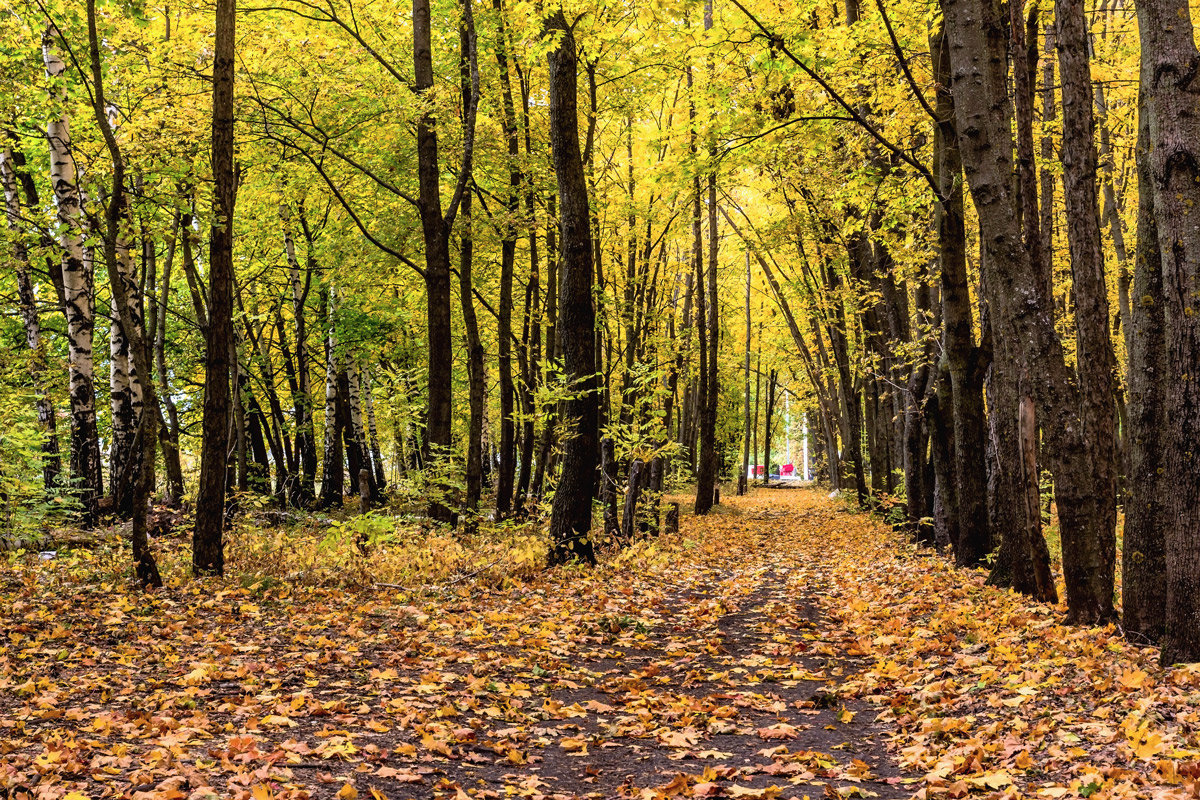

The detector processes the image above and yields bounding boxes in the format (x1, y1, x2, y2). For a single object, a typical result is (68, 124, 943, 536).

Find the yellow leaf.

(337, 783, 359, 800)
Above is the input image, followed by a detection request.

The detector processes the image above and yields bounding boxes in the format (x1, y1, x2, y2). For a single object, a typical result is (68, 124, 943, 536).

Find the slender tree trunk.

(545, 11, 598, 565)
(85, 0, 161, 586)
(694, 0, 720, 513)
(364, 374, 386, 490)
(319, 290, 344, 507)
(282, 205, 318, 501)
(739, 250, 751, 496)
(44, 29, 102, 516)
(458, 146, 484, 529)
(494, 0, 520, 518)
(193, 0, 235, 574)
(601, 437, 620, 541)
(154, 221, 184, 502)
(1, 139, 61, 491)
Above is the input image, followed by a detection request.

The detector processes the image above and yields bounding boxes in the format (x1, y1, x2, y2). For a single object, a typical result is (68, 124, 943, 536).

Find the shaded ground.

(0, 489, 914, 800)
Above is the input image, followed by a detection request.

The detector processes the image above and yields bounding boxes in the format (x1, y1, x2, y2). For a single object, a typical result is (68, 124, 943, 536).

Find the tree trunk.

(1122, 86, 1166, 645)
(458, 164, 484, 529)
(545, 11, 598, 565)
(739, 250, 751, 496)
(282, 205, 318, 502)
(0, 138, 61, 492)
(942, 0, 1115, 622)
(414, 0, 455, 523)
(319, 290, 344, 508)
(1055, 0, 1118, 619)
(44, 28, 103, 516)
(695, 0, 720, 514)
(601, 437, 620, 542)
(85, 0, 161, 586)
(931, 19, 990, 567)
(154, 220, 184, 502)
(1134, 0, 1200, 661)
(621, 458, 645, 544)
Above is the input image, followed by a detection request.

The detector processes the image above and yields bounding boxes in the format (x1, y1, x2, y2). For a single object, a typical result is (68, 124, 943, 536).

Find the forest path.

(0, 488, 919, 800)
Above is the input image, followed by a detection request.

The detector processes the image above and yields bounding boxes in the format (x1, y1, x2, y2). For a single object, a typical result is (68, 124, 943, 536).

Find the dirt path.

(0, 489, 914, 800)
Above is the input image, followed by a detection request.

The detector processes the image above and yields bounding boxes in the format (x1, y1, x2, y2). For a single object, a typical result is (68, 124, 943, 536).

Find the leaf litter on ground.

(0, 489, 1195, 800)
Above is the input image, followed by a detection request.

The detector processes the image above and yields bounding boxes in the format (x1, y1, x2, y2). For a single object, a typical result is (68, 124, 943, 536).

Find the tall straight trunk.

(319, 290, 344, 507)
(829, 272, 866, 502)
(763, 369, 777, 485)
(282, 205, 317, 501)
(688, 57, 707, 489)
(108, 240, 139, 515)
(983, 2, 1054, 598)
(1134, 0, 1200, 662)
(546, 10, 598, 565)
(512, 11, 538, 511)
(455, 9, 482, 523)
(930, 359, 957, 549)
(531, 194, 558, 502)
(752, 325, 762, 481)
(1122, 87, 1166, 645)
(739, 250, 751, 496)
(414, 0, 452, 521)
(1055, 0, 1118, 616)
(931, 22, 989, 565)
(1038, 26, 1056, 289)
(193, 0, 235, 574)
(44, 29, 102, 515)
(695, 7, 720, 510)
(0, 139, 61, 491)
(904, 275, 934, 541)
(458, 116, 484, 528)
(943, 0, 1114, 622)
(493, 1, 519, 517)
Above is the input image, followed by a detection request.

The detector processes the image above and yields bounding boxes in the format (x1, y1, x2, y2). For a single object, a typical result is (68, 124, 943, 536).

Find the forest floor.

(2, 489, 1199, 800)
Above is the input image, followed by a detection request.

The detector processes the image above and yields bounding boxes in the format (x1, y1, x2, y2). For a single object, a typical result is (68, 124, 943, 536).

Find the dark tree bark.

(545, 11, 598, 565)
(413, 0, 476, 523)
(1133, 0, 1200, 661)
(1122, 87, 1167, 645)
(601, 437, 620, 542)
(318, 291, 344, 508)
(283, 205, 318, 502)
(943, 0, 1115, 622)
(931, 20, 990, 567)
(1055, 0, 1118, 617)
(493, 0, 519, 518)
(739, 250, 751, 496)
(193, 0, 235, 575)
(514, 51, 540, 511)
(458, 13, 483, 530)
(763, 369, 778, 486)
(621, 458, 646, 544)
(694, 0, 720, 514)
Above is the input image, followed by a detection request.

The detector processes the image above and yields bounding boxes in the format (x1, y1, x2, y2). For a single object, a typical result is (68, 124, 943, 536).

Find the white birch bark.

(45, 27, 102, 506)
